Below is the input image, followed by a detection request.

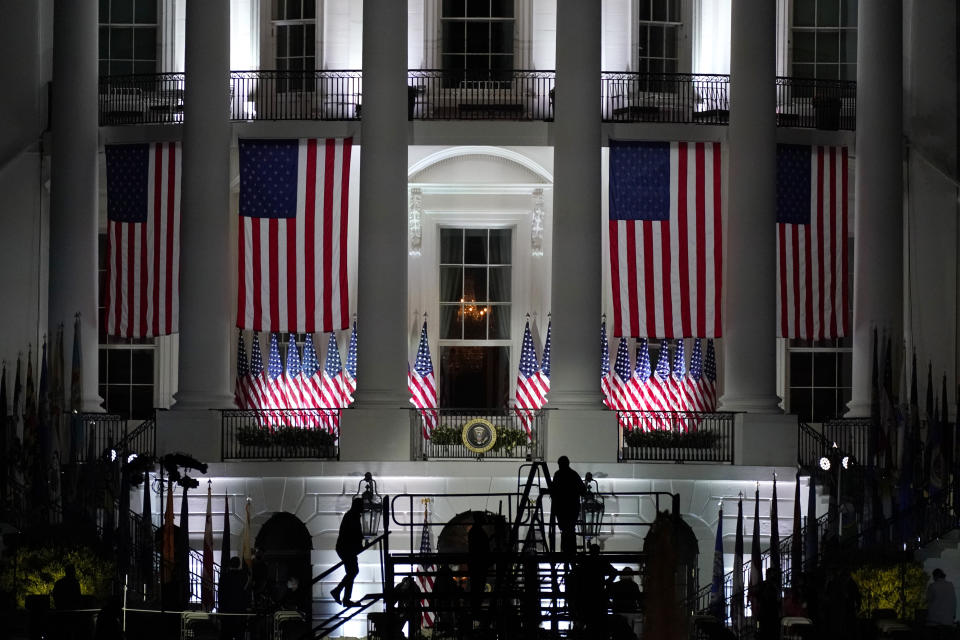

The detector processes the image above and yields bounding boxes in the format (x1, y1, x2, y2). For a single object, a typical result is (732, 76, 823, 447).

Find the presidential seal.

(461, 418, 497, 454)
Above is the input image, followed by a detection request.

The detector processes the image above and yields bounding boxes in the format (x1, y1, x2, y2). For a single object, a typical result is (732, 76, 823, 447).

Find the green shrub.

(852, 562, 927, 620)
(623, 429, 717, 449)
(0, 545, 115, 609)
(236, 425, 335, 449)
(428, 425, 461, 446)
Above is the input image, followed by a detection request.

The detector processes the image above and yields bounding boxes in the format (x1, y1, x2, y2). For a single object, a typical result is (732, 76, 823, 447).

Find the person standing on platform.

(331, 497, 364, 607)
(926, 568, 956, 640)
(550, 456, 586, 554)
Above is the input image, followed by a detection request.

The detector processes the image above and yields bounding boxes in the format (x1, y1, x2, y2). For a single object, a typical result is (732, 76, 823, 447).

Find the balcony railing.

(98, 73, 184, 125)
(220, 409, 340, 460)
(602, 71, 730, 124)
(617, 411, 735, 463)
(97, 72, 855, 129)
(411, 408, 546, 461)
(408, 69, 555, 120)
(776, 76, 856, 130)
(230, 69, 362, 121)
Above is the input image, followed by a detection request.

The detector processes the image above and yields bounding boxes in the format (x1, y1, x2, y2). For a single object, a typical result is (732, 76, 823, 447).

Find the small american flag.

(632, 338, 671, 426)
(687, 338, 708, 413)
(266, 333, 287, 415)
(284, 334, 305, 412)
(417, 503, 436, 628)
(608, 140, 722, 339)
(670, 339, 690, 416)
(651, 342, 674, 413)
(237, 138, 353, 334)
(339, 322, 358, 405)
(104, 142, 181, 338)
(300, 334, 325, 412)
(408, 321, 438, 438)
(514, 321, 543, 439)
(776, 144, 849, 339)
(538, 320, 552, 395)
(320, 332, 344, 434)
(702, 339, 717, 411)
(608, 338, 636, 417)
(247, 333, 270, 413)
(600, 320, 613, 408)
(234, 332, 250, 409)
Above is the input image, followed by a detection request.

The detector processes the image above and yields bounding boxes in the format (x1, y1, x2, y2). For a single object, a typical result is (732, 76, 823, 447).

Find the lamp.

(580, 472, 604, 544)
(356, 472, 383, 538)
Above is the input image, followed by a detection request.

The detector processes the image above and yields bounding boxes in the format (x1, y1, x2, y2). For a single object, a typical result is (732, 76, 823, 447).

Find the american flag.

(320, 332, 344, 433)
(339, 321, 358, 406)
(687, 338, 708, 413)
(514, 321, 543, 439)
(652, 342, 674, 412)
(538, 320, 552, 397)
(234, 332, 251, 409)
(247, 333, 271, 414)
(104, 142, 181, 337)
(632, 338, 672, 427)
(266, 333, 288, 416)
(671, 339, 689, 413)
(608, 338, 637, 420)
(608, 140, 722, 339)
(237, 138, 353, 334)
(702, 338, 717, 411)
(299, 334, 325, 412)
(408, 321, 438, 439)
(776, 144, 849, 339)
(600, 320, 613, 408)
(284, 335, 305, 415)
(417, 503, 436, 628)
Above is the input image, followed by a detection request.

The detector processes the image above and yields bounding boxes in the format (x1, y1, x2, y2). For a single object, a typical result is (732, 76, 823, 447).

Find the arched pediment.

(408, 146, 553, 187)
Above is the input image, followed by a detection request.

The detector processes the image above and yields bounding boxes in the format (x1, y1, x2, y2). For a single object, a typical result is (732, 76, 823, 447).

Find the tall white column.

(173, 0, 233, 408)
(50, 0, 101, 411)
(551, 0, 602, 411)
(354, 0, 408, 407)
(846, 1, 903, 417)
(718, 0, 781, 412)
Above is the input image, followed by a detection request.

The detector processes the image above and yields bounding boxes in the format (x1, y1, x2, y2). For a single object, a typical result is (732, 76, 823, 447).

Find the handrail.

(310, 533, 387, 586)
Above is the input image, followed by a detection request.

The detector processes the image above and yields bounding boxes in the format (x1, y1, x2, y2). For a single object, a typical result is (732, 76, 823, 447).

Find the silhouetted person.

(574, 544, 616, 637)
(756, 568, 781, 640)
(926, 568, 956, 639)
(52, 563, 83, 640)
(610, 567, 642, 613)
(218, 556, 248, 640)
(550, 456, 585, 554)
(93, 596, 124, 640)
(331, 497, 364, 607)
(821, 567, 859, 640)
(432, 565, 462, 636)
(468, 512, 491, 628)
(394, 576, 422, 638)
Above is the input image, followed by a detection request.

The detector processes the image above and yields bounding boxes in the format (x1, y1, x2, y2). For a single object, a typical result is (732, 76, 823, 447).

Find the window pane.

(491, 0, 513, 18)
(467, 0, 489, 18)
(134, 0, 156, 24)
(286, 0, 301, 19)
(793, 63, 816, 79)
(277, 26, 288, 58)
(640, 0, 652, 21)
(488, 305, 509, 340)
(133, 27, 156, 59)
(303, 0, 316, 20)
(840, 63, 856, 81)
(638, 27, 649, 59)
(489, 229, 511, 263)
(290, 24, 304, 56)
(793, 0, 815, 27)
(463, 306, 487, 339)
(305, 24, 316, 56)
(840, 31, 856, 63)
(652, 0, 667, 22)
(443, 0, 465, 18)
(443, 22, 466, 54)
(441, 228, 463, 263)
(106, 385, 131, 419)
(440, 304, 461, 339)
(793, 32, 816, 63)
(816, 31, 839, 63)
(100, 0, 110, 23)
(817, 0, 840, 27)
(488, 266, 511, 302)
(133, 60, 155, 74)
(650, 26, 664, 58)
(837, 352, 851, 386)
(439, 346, 509, 409)
(790, 352, 812, 387)
(111, 27, 133, 58)
(131, 350, 153, 384)
(464, 229, 487, 264)
(790, 388, 812, 422)
(841, 0, 857, 28)
(813, 388, 838, 421)
(131, 385, 154, 419)
(665, 26, 678, 60)
(440, 267, 463, 302)
(491, 21, 513, 53)
(99, 351, 108, 384)
(111, 0, 133, 23)
(108, 350, 131, 384)
(100, 26, 110, 58)
(466, 22, 489, 54)
(463, 267, 487, 301)
(813, 352, 837, 387)
(668, 0, 680, 22)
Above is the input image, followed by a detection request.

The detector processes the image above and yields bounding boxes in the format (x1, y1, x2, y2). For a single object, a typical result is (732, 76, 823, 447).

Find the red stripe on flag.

(677, 142, 691, 336)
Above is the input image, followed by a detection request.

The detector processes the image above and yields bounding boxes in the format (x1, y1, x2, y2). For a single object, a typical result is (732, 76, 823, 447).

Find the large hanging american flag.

(417, 502, 436, 628)
(237, 138, 353, 334)
(608, 140, 722, 339)
(514, 321, 544, 439)
(776, 144, 849, 340)
(408, 321, 438, 439)
(104, 142, 181, 337)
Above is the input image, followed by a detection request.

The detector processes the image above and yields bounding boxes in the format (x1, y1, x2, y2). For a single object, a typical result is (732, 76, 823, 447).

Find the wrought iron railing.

(220, 409, 340, 460)
(617, 411, 735, 463)
(407, 69, 555, 120)
(230, 69, 362, 121)
(68, 413, 127, 463)
(776, 76, 857, 130)
(602, 71, 730, 124)
(113, 416, 156, 459)
(98, 73, 185, 125)
(411, 408, 546, 461)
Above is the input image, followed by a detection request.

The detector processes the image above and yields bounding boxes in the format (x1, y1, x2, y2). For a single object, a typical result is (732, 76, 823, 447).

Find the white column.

(354, 0, 408, 407)
(551, 0, 602, 412)
(173, 0, 233, 408)
(846, 1, 903, 417)
(50, 0, 101, 411)
(718, 0, 781, 412)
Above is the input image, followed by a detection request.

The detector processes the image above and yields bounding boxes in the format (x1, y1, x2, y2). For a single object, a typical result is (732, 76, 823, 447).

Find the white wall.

(323, 0, 363, 69)
(694, 0, 731, 75)
(531, 0, 556, 70)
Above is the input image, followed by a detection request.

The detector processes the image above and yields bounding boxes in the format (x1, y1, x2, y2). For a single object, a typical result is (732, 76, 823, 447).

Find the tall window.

(98, 0, 158, 76)
(791, 0, 857, 80)
(637, 0, 681, 75)
(98, 234, 155, 420)
(441, 0, 515, 85)
(787, 338, 852, 422)
(438, 228, 512, 408)
(273, 0, 316, 91)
